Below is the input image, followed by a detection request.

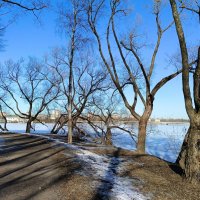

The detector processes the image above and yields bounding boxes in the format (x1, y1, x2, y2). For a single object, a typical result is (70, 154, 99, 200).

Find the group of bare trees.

(0, 0, 50, 131)
(0, 58, 61, 132)
(0, 0, 199, 184)
(85, 0, 200, 184)
(0, 51, 113, 136)
(86, 0, 185, 154)
(0, 0, 126, 143)
(45, 48, 109, 136)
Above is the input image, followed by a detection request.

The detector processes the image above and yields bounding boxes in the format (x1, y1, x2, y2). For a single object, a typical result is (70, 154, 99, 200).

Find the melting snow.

(25, 133, 150, 199)
(19, 133, 150, 199)
(74, 149, 150, 200)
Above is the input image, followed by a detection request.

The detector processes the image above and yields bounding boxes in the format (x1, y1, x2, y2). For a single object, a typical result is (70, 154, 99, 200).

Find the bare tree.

(0, 58, 60, 133)
(46, 47, 108, 138)
(56, 0, 91, 143)
(86, 0, 182, 153)
(169, 0, 200, 184)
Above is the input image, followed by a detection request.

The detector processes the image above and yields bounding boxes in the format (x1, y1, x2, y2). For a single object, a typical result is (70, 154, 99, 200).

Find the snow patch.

(75, 149, 150, 200)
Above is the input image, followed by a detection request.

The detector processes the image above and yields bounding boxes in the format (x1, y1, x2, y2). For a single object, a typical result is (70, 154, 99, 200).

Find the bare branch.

(1, 0, 47, 11)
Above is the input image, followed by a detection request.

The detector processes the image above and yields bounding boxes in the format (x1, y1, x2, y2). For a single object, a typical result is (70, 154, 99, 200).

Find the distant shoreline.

(0, 121, 190, 125)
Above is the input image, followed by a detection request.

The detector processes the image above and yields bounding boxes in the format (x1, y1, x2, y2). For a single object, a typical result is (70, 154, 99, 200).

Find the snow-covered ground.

(1, 122, 189, 163)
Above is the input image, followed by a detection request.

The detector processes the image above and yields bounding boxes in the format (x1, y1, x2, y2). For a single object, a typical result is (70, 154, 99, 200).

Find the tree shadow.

(1, 137, 46, 149)
(0, 147, 65, 179)
(0, 143, 61, 166)
(168, 163, 184, 176)
(0, 138, 51, 155)
(0, 133, 82, 200)
(0, 133, 35, 141)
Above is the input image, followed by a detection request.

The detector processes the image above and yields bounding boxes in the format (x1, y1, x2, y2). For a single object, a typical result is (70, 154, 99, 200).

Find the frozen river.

(0, 122, 189, 163)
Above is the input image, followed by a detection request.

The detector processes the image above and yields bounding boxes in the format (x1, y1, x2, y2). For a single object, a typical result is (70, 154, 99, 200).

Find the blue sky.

(0, 0, 199, 119)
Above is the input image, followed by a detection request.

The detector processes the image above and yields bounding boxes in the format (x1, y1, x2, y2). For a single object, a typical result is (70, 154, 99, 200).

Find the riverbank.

(0, 133, 199, 200)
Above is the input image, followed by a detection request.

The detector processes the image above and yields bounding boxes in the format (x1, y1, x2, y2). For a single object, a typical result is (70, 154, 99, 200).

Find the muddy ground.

(0, 133, 199, 200)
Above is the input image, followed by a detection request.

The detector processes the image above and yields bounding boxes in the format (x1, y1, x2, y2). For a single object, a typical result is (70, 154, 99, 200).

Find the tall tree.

(86, 0, 182, 153)
(45, 47, 108, 136)
(57, 0, 89, 143)
(169, 0, 200, 184)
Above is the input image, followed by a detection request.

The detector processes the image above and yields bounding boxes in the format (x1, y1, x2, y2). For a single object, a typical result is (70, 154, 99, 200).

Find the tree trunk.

(68, 100, 73, 143)
(68, 60, 73, 144)
(3, 118, 8, 131)
(51, 126, 61, 135)
(137, 117, 148, 154)
(169, 0, 200, 184)
(105, 127, 112, 146)
(101, 134, 106, 145)
(26, 119, 32, 133)
(137, 101, 152, 154)
(177, 125, 200, 184)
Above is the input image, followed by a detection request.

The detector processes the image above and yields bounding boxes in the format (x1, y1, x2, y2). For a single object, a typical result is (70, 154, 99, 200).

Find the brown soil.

(122, 155, 200, 200)
(0, 133, 199, 200)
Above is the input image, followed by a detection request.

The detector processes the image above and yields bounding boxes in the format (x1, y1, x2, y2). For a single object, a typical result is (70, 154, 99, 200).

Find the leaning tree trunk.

(176, 124, 200, 184)
(51, 116, 67, 135)
(51, 125, 63, 135)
